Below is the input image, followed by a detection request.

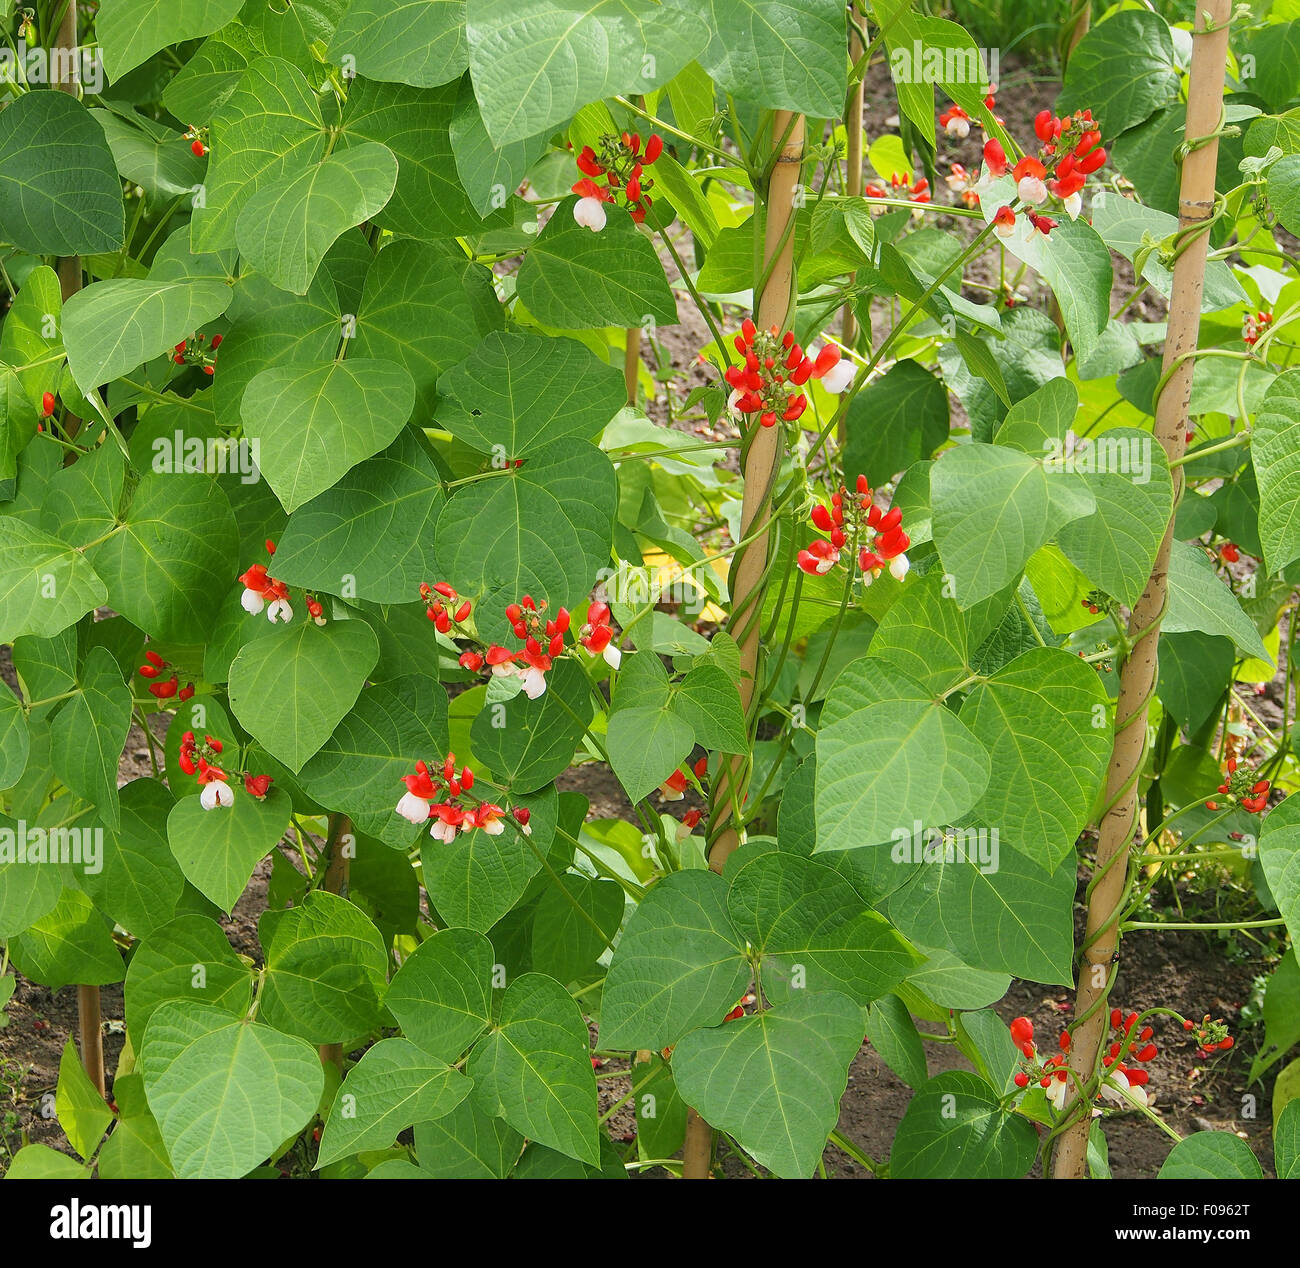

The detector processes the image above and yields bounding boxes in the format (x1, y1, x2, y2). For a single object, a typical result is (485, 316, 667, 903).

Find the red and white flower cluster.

(981, 108, 1107, 240)
(1243, 310, 1273, 345)
(1205, 756, 1272, 815)
(572, 131, 664, 231)
(1010, 1011, 1157, 1112)
(138, 649, 194, 702)
(395, 752, 530, 843)
(237, 541, 325, 626)
(863, 171, 931, 205)
(420, 581, 472, 633)
(444, 593, 622, 701)
(177, 731, 273, 811)
(724, 318, 853, 429)
(798, 474, 910, 584)
(659, 753, 708, 803)
(173, 331, 221, 377)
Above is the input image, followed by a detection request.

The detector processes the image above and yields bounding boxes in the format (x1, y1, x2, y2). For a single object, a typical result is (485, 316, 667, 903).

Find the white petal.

(889, 553, 910, 582)
(602, 643, 622, 670)
(241, 588, 266, 615)
(1062, 192, 1082, 220)
(1017, 176, 1047, 205)
(395, 792, 430, 824)
(521, 666, 548, 699)
(573, 196, 607, 232)
(820, 360, 856, 394)
(481, 818, 505, 836)
(267, 598, 293, 623)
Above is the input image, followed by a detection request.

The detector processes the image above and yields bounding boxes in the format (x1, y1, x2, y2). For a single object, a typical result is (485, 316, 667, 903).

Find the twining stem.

(839, 18, 866, 451)
(1052, 0, 1232, 1179)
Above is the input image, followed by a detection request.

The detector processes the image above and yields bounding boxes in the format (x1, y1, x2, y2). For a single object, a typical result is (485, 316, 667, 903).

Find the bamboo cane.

(684, 110, 805, 1180)
(1051, 0, 1232, 1179)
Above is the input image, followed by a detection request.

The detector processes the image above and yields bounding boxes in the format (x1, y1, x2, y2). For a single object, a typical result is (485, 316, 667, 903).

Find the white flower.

(480, 818, 505, 836)
(241, 588, 266, 615)
(815, 551, 839, 575)
(1046, 1075, 1069, 1111)
(1017, 175, 1047, 205)
(603, 643, 622, 670)
(889, 553, 910, 582)
(573, 196, 607, 232)
(1100, 1069, 1149, 1109)
(521, 665, 548, 699)
(200, 781, 234, 810)
(267, 598, 293, 623)
(819, 359, 856, 394)
(429, 819, 457, 843)
(1062, 191, 1082, 220)
(395, 792, 430, 824)
(726, 387, 744, 423)
(946, 117, 970, 139)
(994, 217, 1016, 240)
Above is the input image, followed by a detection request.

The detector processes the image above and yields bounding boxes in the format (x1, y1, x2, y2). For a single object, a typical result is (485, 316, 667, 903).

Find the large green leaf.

(421, 785, 556, 930)
(450, 78, 550, 217)
(166, 787, 292, 912)
(384, 927, 493, 1061)
(0, 686, 29, 789)
(81, 779, 185, 938)
(467, 972, 600, 1165)
(1260, 794, 1300, 948)
(236, 143, 398, 295)
(297, 674, 448, 847)
(8, 888, 124, 988)
(340, 78, 492, 239)
(844, 360, 950, 488)
(62, 279, 233, 393)
(228, 618, 379, 772)
(515, 201, 677, 330)
(1057, 10, 1179, 136)
(600, 869, 749, 1050)
(0, 517, 108, 643)
(1157, 1131, 1263, 1179)
(665, 0, 846, 116)
(815, 659, 990, 871)
(56, 1037, 115, 1161)
(328, 0, 468, 87)
(1165, 539, 1271, 663)
(931, 441, 1094, 608)
(672, 990, 864, 1178)
(531, 874, 625, 984)
(437, 442, 616, 643)
(99, 0, 245, 80)
(469, 659, 595, 792)
(1252, 371, 1300, 574)
(438, 331, 624, 457)
(885, 841, 1077, 984)
(318, 1040, 471, 1165)
(408, 1085, 524, 1177)
(351, 237, 501, 418)
(891, 1070, 1038, 1177)
(959, 648, 1110, 871)
(727, 850, 918, 1005)
(241, 357, 416, 513)
(0, 90, 123, 256)
(192, 58, 327, 252)
(49, 646, 131, 830)
(87, 472, 239, 642)
(257, 891, 389, 1043)
(465, 0, 706, 143)
(123, 914, 253, 1037)
(606, 704, 694, 804)
(141, 1000, 323, 1179)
